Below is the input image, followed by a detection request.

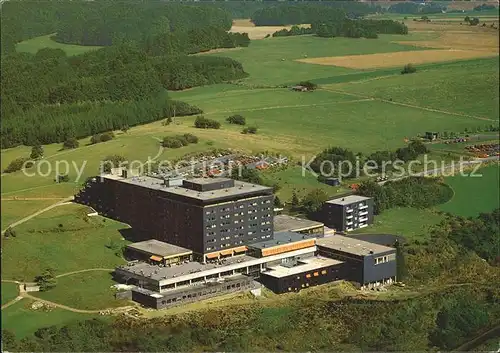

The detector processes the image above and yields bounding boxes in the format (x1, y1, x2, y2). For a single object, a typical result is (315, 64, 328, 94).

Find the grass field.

(33, 271, 128, 310)
(1, 282, 19, 306)
(1, 203, 129, 281)
(16, 34, 102, 56)
(351, 207, 446, 239)
(438, 163, 500, 217)
(1, 299, 98, 338)
(1, 199, 61, 229)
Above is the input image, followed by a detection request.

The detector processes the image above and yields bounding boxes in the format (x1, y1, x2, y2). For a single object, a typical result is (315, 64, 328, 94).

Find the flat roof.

(326, 195, 371, 206)
(102, 174, 272, 202)
(126, 240, 192, 258)
(262, 256, 343, 278)
(187, 177, 233, 185)
(117, 254, 257, 282)
(316, 235, 394, 256)
(247, 231, 316, 250)
(273, 214, 324, 233)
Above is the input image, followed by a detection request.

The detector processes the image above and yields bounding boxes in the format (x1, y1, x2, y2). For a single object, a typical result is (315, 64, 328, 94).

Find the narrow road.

(1, 296, 23, 310)
(21, 292, 134, 314)
(1, 196, 74, 233)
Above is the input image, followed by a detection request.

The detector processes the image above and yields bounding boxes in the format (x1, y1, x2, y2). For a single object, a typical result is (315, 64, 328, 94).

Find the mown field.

(438, 163, 500, 217)
(1, 282, 19, 306)
(16, 34, 102, 56)
(1, 203, 129, 281)
(1, 299, 99, 338)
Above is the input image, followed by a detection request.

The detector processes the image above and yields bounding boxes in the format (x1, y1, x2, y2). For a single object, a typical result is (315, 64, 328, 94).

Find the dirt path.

(1, 197, 68, 201)
(1, 196, 74, 233)
(21, 292, 134, 314)
(320, 88, 496, 122)
(55, 268, 114, 278)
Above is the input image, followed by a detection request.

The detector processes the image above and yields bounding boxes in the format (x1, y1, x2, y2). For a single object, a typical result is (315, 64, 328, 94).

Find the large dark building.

(77, 173, 274, 260)
(321, 195, 373, 232)
(316, 235, 396, 287)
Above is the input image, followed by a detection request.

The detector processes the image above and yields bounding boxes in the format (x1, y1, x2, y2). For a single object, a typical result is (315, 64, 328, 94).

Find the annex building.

(78, 171, 396, 309)
(320, 195, 374, 232)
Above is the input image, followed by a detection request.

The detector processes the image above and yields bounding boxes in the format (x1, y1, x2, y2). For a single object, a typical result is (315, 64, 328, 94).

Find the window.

(207, 231, 216, 236)
(306, 274, 311, 278)
(321, 270, 327, 275)
(239, 205, 244, 209)
(248, 231, 254, 235)
(206, 247, 213, 251)
(207, 238, 216, 243)
(313, 272, 319, 277)
(221, 214, 230, 219)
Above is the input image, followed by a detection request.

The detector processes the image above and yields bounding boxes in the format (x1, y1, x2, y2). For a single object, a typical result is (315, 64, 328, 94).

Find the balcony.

(358, 223, 368, 229)
(346, 208, 353, 213)
(359, 204, 368, 210)
(347, 221, 353, 226)
(346, 228, 353, 232)
(359, 217, 368, 222)
(359, 211, 368, 216)
(346, 214, 353, 219)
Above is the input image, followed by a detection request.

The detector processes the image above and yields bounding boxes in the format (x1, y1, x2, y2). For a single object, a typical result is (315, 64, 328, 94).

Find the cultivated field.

(230, 19, 310, 39)
(297, 49, 498, 69)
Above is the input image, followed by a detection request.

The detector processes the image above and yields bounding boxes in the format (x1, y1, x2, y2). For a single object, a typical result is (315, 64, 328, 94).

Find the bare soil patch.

(297, 49, 498, 69)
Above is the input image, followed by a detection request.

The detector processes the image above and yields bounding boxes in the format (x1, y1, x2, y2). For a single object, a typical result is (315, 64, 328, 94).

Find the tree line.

(250, 3, 382, 26)
(273, 19, 407, 39)
(356, 176, 453, 214)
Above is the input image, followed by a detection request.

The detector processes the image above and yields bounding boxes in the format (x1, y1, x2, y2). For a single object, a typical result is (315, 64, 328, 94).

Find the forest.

(1, 1, 249, 148)
(250, 3, 382, 26)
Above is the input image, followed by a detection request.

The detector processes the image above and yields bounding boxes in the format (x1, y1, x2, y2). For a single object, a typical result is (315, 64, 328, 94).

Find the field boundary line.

(205, 98, 374, 115)
(320, 88, 496, 122)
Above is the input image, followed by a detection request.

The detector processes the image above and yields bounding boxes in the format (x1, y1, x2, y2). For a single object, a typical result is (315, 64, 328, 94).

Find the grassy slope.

(1, 200, 61, 229)
(1, 203, 129, 281)
(1, 282, 19, 306)
(351, 207, 446, 240)
(1, 299, 98, 338)
(33, 271, 128, 310)
(330, 58, 500, 121)
(16, 34, 102, 56)
(438, 164, 500, 217)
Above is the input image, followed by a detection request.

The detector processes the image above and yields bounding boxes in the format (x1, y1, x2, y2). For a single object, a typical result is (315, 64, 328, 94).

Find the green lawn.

(1, 299, 98, 338)
(1, 203, 130, 281)
(33, 271, 129, 310)
(351, 207, 446, 240)
(261, 166, 350, 202)
(16, 34, 102, 56)
(438, 164, 500, 217)
(1, 282, 19, 306)
(1, 200, 61, 230)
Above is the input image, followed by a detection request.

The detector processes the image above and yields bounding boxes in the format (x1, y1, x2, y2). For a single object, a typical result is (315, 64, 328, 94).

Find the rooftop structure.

(316, 235, 394, 256)
(326, 195, 371, 206)
(273, 214, 324, 233)
(126, 240, 192, 260)
(102, 174, 272, 204)
(262, 256, 343, 278)
(247, 231, 316, 250)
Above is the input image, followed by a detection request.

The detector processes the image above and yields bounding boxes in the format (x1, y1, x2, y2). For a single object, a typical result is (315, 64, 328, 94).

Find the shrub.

(4, 157, 31, 173)
(62, 137, 79, 149)
(469, 17, 480, 26)
(57, 174, 70, 183)
(30, 145, 43, 159)
(90, 132, 115, 144)
(401, 63, 417, 74)
(183, 133, 199, 144)
(298, 81, 318, 91)
(162, 137, 184, 148)
(194, 116, 220, 129)
(101, 155, 127, 173)
(226, 114, 246, 125)
(242, 126, 258, 134)
(4, 227, 16, 238)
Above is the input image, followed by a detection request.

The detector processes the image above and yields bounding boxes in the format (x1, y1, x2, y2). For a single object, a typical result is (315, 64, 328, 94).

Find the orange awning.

(150, 255, 162, 262)
(206, 253, 219, 259)
(233, 246, 247, 253)
(220, 249, 233, 256)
